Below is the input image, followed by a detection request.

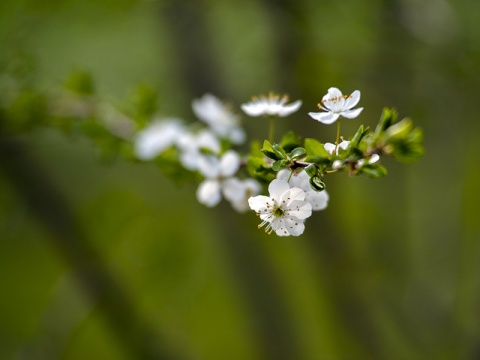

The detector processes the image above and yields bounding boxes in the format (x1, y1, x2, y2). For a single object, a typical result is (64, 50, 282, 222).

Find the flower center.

(273, 204, 285, 218)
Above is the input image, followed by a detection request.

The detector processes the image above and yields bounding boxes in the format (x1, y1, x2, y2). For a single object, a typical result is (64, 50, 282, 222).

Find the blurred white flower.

(241, 93, 302, 117)
(177, 129, 221, 171)
(357, 154, 380, 168)
(192, 94, 246, 144)
(309, 87, 363, 124)
(324, 140, 350, 155)
(223, 178, 262, 212)
(248, 179, 312, 236)
(134, 119, 185, 160)
(196, 150, 242, 207)
(276, 169, 329, 211)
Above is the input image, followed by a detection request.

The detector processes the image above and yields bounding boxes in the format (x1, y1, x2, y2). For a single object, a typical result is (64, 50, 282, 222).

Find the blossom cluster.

(133, 87, 424, 237)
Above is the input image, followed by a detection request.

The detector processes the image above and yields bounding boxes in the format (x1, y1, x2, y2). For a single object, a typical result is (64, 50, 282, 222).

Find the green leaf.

(262, 140, 278, 160)
(374, 107, 398, 138)
(360, 165, 388, 179)
(290, 147, 306, 159)
(305, 155, 330, 165)
(304, 138, 329, 157)
(383, 118, 414, 143)
(280, 131, 302, 152)
(272, 159, 285, 171)
(309, 176, 326, 192)
(350, 124, 369, 148)
(272, 144, 288, 159)
(304, 164, 318, 177)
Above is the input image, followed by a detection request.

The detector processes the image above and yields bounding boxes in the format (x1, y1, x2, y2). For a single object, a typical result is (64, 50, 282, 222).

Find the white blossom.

(196, 150, 242, 207)
(309, 87, 363, 124)
(192, 94, 246, 144)
(248, 179, 312, 236)
(241, 93, 302, 117)
(177, 129, 221, 171)
(276, 169, 329, 211)
(357, 154, 380, 168)
(134, 119, 185, 160)
(324, 140, 351, 155)
(223, 178, 262, 212)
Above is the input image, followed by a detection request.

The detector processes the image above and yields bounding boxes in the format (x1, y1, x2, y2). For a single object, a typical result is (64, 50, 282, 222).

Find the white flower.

(241, 93, 302, 117)
(324, 140, 351, 155)
(357, 154, 380, 168)
(196, 150, 242, 207)
(134, 119, 185, 160)
(177, 129, 221, 171)
(276, 169, 329, 211)
(192, 94, 246, 144)
(309, 87, 363, 124)
(223, 178, 262, 212)
(248, 179, 312, 236)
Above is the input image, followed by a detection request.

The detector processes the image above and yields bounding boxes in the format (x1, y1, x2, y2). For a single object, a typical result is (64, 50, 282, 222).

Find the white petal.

(285, 200, 312, 219)
(219, 150, 241, 177)
(248, 195, 271, 212)
(197, 154, 220, 178)
(339, 140, 350, 150)
(134, 120, 184, 160)
(308, 112, 340, 125)
(323, 143, 336, 155)
(241, 103, 265, 117)
(274, 219, 291, 236)
(196, 180, 222, 207)
(369, 154, 380, 164)
(222, 178, 245, 203)
(327, 87, 343, 99)
(268, 179, 290, 200)
(283, 187, 305, 203)
(284, 217, 305, 236)
(229, 127, 246, 144)
(278, 100, 302, 117)
(341, 107, 363, 119)
(196, 130, 221, 154)
(276, 169, 291, 182)
(344, 90, 360, 110)
(305, 190, 329, 211)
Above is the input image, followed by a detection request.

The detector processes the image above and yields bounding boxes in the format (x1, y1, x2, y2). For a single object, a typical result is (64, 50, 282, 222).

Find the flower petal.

(241, 103, 265, 117)
(341, 107, 363, 119)
(308, 112, 340, 125)
(305, 190, 329, 211)
(268, 179, 290, 200)
(323, 142, 336, 155)
(284, 217, 305, 236)
(248, 195, 271, 212)
(327, 87, 343, 99)
(278, 100, 302, 117)
(285, 200, 312, 219)
(196, 180, 222, 207)
(344, 90, 360, 110)
(369, 154, 380, 164)
(219, 150, 241, 177)
(222, 178, 245, 203)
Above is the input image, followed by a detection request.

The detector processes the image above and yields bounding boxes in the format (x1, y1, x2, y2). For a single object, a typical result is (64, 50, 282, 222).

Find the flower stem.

(287, 170, 294, 182)
(269, 117, 275, 144)
(335, 120, 341, 152)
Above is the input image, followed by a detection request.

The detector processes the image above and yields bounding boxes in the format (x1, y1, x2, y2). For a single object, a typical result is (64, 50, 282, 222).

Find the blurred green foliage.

(1, 0, 480, 359)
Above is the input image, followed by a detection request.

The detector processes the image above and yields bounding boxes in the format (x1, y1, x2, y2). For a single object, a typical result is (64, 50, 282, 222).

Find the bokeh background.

(1, 0, 480, 359)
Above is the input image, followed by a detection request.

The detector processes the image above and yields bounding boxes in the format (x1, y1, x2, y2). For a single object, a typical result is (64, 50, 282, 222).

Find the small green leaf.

(290, 147, 306, 159)
(272, 159, 285, 171)
(272, 144, 287, 159)
(309, 176, 326, 192)
(350, 124, 369, 148)
(304, 163, 318, 177)
(360, 165, 388, 179)
(304, 138, 329, 157)
(262, 140, 278, 159)
(305, 155, 330, 165)
(280, 131, 302, 152)
(383, 118, 414, 143)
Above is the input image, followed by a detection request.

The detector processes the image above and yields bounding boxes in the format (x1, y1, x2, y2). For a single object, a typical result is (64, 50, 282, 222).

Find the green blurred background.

(1, 0, 480, 359)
